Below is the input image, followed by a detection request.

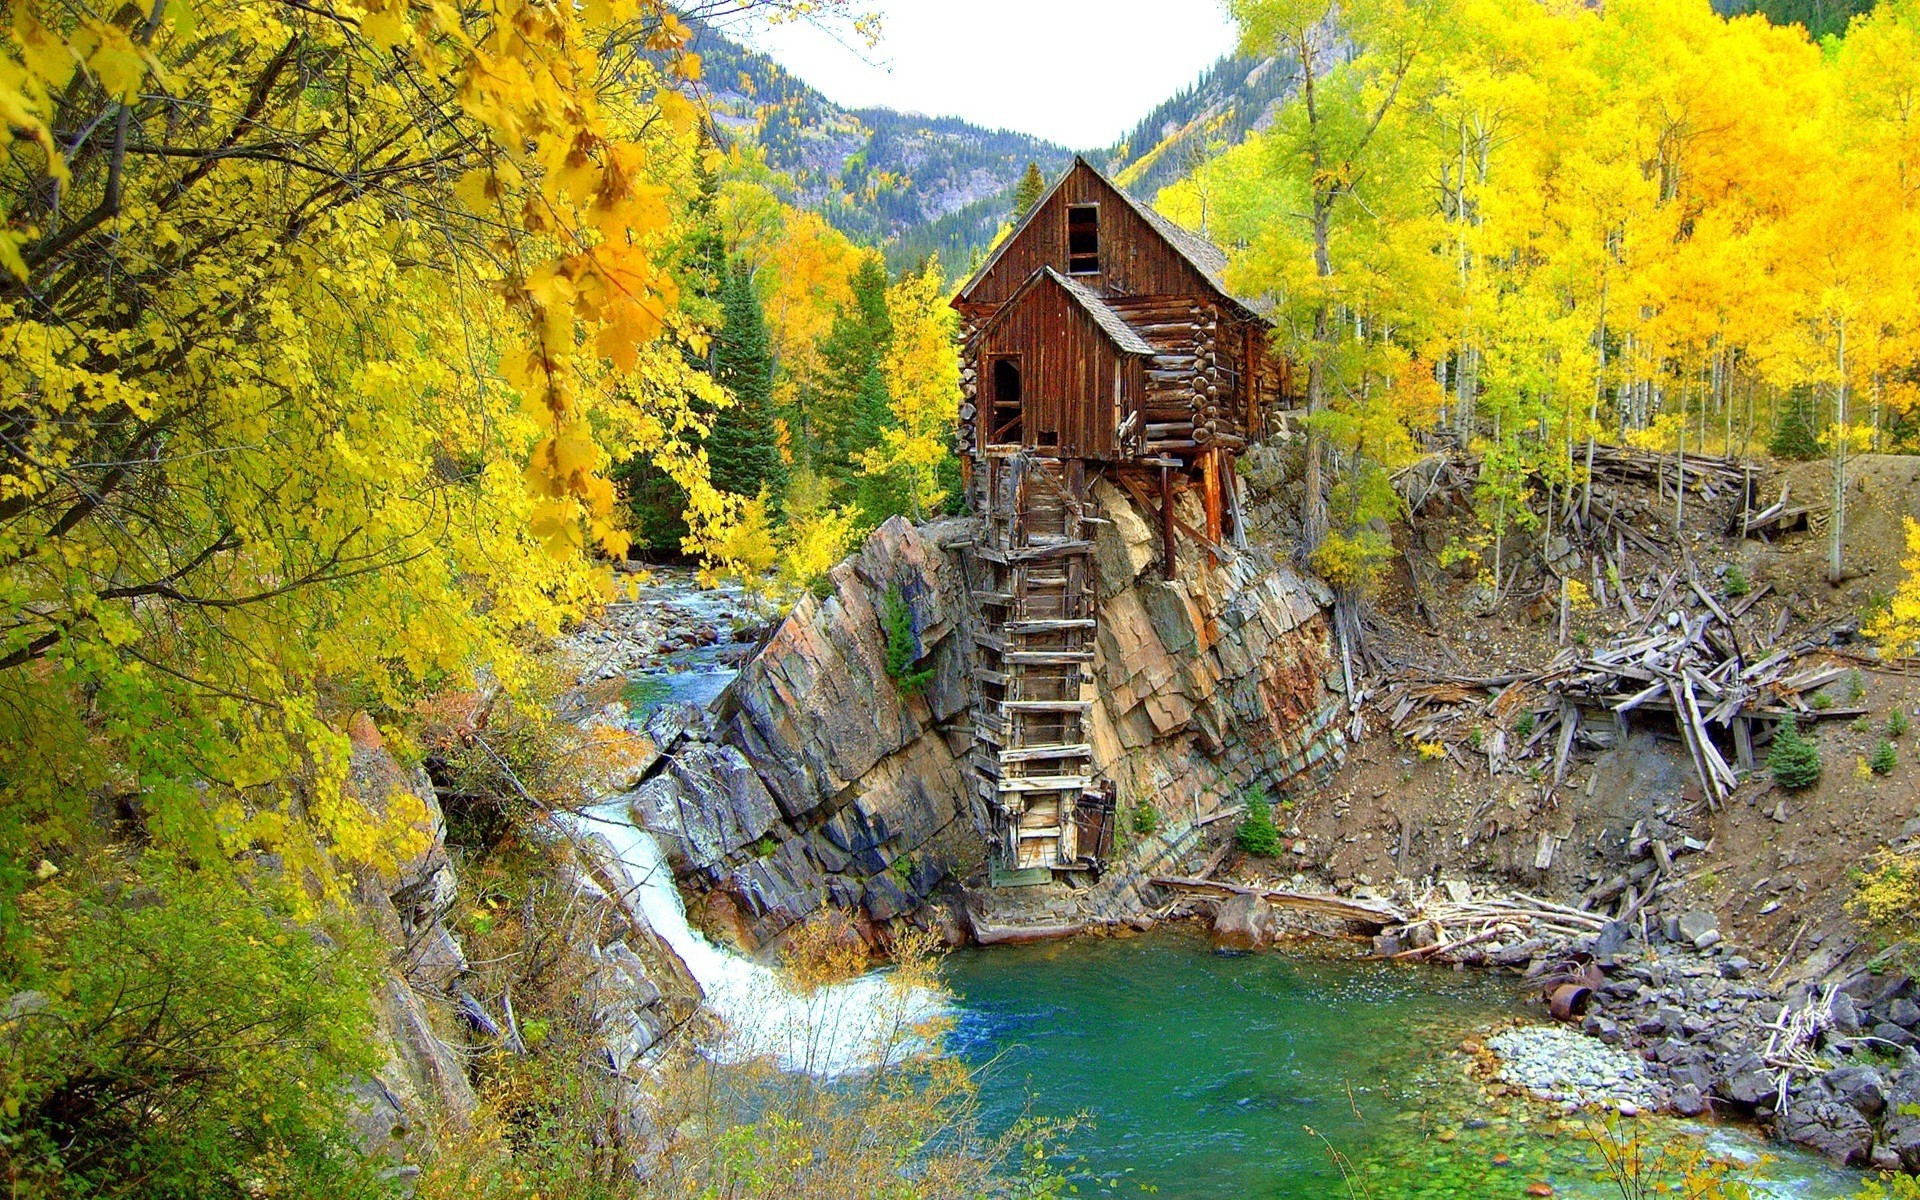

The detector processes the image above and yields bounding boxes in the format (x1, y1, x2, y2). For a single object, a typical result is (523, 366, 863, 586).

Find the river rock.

(1487, 1024, 1659, 1111)
(1210, 893, 1273, 953)
(1833, 991, 1863, 1033)
(1824, 1065, 1888, 1117)
(1716, 1053, 1777, 1107)
(1782, 1097, 1875, 1167)
(1892, 997, 1920, 1029)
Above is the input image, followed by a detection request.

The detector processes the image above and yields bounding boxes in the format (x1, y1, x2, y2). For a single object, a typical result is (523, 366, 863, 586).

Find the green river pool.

(944, 931, 1860, 1200)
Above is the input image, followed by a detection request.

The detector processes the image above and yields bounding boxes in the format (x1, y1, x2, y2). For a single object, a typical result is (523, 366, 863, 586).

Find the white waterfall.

(582, 803, 943, 1077)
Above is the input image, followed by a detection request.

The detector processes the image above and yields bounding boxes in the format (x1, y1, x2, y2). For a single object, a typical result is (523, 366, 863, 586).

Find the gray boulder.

(1823, 1065, 1887, 1117)
(1782, 1098, 1875, 1167)
(1671, 1085, 1709, 1117)
(1832, 991, 1863, 1034)
(1716, 1053, 1777, 1106)
(1892, 998, 1920, 1029)
(1677, 909, 1719, 946)
(1883, 1068, 1920, 1171)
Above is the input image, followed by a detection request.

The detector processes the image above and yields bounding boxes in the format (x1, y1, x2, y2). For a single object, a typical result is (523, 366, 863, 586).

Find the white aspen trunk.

(1829, 317, 1849, 586)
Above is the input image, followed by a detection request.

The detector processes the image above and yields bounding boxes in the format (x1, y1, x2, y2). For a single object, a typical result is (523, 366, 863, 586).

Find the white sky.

(734, 2, 1243, 150)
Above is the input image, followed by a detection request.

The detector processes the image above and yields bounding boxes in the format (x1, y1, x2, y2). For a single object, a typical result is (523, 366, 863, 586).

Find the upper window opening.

(1066, 204, 1100, 275)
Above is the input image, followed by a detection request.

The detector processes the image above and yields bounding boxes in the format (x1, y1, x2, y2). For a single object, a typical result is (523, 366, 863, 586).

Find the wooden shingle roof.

(975, 267, 1156, 356)
(956, 155, 1264, 322)
(1050, 270, 1155, 355)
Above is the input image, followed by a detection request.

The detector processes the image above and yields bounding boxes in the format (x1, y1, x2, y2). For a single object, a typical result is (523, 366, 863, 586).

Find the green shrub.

(1130, 804, 1160, 836)
(1768, 719, 1823, 791)
(1235, 789, 1283, 857)
(1873, 740, 1899, 776)
(1723, 566, 1750, 598)
(1515, 711, 1536, 740)
(1810, 691, 1834, 710)
(2, 861, 396, 1200)
(1849, 669, 1868, 702)
(882, 584, 934, 696)
(1891, 710, 1911, 739)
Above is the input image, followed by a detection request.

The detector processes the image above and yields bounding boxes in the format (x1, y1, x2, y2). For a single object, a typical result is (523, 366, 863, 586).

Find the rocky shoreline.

(1189, 878, 1913, 1174)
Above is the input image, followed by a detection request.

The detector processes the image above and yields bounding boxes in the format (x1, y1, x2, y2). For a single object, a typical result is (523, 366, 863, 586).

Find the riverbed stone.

(1210, 893, 1272, 953)
(1782, 1097, 1875, 1166)
(1824, 1065, 1888, 1117)
(1885, 1070, 1920, 1171)
(1672, 1085, 1708, 1116)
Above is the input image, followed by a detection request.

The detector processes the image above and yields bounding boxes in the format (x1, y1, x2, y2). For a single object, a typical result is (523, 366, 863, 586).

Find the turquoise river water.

(944, 932, 1858, 1200)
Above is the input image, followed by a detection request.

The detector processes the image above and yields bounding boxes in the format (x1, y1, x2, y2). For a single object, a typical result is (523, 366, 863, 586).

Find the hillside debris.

(1380, 562, 1863, 808)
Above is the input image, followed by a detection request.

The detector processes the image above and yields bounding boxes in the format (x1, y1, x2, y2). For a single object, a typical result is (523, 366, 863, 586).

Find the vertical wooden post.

(1159, 464, 1177, 580)
(1201, 449, 1224, 557)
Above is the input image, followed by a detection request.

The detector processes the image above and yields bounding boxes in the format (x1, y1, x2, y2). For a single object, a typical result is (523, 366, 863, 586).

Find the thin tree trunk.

(1583, 273, 1607, 525)
(1829, 317, 1849, 585)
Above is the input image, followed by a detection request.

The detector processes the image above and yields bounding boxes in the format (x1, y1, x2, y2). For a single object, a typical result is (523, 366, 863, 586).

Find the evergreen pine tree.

(615, 139, 725, 554)
(708, 259, 788, 499)
(1768, 719, 1823, 790)
(1235, 789, 1282, 857)
(1013, 161, 1047, 220)
(1770, 387, 1821, 461)
(812, 256, 894, 478)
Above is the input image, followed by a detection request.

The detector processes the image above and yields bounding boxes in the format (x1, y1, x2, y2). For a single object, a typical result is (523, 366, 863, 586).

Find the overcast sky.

(732, 2, 1243, 150)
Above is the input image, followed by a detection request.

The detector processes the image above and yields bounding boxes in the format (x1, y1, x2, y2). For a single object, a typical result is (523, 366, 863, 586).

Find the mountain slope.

(1097, 47, 1301, 206)
(688, 26, 1072, 270)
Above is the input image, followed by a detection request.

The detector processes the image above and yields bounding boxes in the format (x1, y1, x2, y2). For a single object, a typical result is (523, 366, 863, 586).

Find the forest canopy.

(1166, 0, 1920, 592)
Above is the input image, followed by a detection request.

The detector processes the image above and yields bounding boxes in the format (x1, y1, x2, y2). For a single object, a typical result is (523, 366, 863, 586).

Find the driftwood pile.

(1384, 551, 1862, 810)
(1151, 873, 1640, 967)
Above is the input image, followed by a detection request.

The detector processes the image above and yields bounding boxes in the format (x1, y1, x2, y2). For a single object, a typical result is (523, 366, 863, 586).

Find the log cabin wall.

(958, 169, 1224, 312)
(974, 273, 1144, 461)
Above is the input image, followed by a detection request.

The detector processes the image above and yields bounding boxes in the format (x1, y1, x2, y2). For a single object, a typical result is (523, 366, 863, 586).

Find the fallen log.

(1150, 876, 1407, 926)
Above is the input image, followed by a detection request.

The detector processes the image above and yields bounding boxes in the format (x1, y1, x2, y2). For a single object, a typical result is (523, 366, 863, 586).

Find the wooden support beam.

(998, 776, 1094, 793)
(1159, 463, 1177, 580)
(1002, 700, 1094, 713)
(1201, 447, 1224, 555)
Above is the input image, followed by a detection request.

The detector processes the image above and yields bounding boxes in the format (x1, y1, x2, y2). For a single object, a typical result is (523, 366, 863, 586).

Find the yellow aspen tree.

(857, 260, 961, 521)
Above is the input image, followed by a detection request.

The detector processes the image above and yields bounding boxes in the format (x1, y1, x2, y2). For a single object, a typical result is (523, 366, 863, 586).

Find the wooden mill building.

(952, 156, 1289, 879)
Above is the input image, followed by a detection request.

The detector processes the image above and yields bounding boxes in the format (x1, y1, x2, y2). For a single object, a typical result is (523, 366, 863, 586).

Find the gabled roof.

(956, 155, 1265, 322)
(978, 267, 1155, 357)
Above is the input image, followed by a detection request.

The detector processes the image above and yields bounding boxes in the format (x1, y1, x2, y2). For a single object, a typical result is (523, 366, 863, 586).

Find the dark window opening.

(1066, 204, 1100, 274)
(988, 357, 1023, 445)
(1037, 429, 1059, 448)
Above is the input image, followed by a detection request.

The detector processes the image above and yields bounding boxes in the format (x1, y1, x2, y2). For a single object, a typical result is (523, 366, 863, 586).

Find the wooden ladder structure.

(970, 454, 1110, 876)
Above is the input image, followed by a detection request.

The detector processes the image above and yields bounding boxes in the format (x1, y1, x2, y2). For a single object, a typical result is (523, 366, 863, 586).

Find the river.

(610, 579, 1857, 1200)
(945, 933, 1857, 1200)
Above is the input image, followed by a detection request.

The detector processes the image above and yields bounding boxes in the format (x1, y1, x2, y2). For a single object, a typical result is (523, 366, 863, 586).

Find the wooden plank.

(1005, 618, 1097, 633)
(1007, 540, 1094, 563)
(998, 776, 1094, 793)
(1004, 650, 1096, 665)
(1150, 876, 1407, 926)
(999, 743, 1094, 763)
(1003, 700, 1094, 713)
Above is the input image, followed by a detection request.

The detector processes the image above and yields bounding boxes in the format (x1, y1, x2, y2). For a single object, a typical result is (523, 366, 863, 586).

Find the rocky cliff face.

(345, 720, 698, 1172)
(617, 481, 1344, 946)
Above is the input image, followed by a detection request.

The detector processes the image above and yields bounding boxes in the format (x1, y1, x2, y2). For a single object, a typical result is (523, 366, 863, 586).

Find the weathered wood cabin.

(952, 157, 1292, 880)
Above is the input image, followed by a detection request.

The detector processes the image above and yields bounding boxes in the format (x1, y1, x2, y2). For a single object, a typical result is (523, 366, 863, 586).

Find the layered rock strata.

(610, 483, 1344, 946)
